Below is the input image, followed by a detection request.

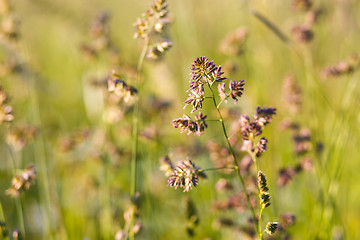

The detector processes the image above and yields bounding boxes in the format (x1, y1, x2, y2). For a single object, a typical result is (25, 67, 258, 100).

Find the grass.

(0, 0, 360, 239)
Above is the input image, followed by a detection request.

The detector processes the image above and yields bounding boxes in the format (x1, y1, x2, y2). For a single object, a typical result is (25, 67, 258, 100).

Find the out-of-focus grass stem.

(129, 36, 149, 240)
(7, 146, 26, 238)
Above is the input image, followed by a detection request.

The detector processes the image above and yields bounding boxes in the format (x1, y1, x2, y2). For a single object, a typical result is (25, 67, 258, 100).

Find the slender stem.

(204, 119, 221, 122)
(216, 94, 229, 109)
(129, 36, 149, 240)
(248, 149, 259, 173)
(259, 207, 264, 240)
(206, 82, 260, 237)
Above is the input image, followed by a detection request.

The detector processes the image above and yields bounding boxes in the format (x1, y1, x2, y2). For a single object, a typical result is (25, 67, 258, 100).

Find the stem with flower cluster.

(129, 36, 149, 240)
(206, 81, 260, 237)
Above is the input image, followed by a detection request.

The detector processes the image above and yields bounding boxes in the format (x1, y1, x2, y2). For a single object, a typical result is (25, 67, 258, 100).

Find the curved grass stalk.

(206, 82, 260, 238)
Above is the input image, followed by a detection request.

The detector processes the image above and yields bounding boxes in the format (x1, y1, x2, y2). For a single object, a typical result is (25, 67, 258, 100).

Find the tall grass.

(0, 0, 359, 239)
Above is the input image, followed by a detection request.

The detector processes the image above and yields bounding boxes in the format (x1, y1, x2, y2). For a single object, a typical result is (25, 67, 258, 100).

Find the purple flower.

(229, 80, 245, 103)
(217, 83, 228, 102)
(254, 106, 276, 127)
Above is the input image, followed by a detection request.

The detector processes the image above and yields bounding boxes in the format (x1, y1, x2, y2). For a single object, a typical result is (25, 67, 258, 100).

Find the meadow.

(0, 0, 359, 239)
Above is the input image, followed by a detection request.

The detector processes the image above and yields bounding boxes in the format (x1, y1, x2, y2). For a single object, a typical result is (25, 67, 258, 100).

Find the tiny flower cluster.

(321, 53, 359, 79)
(265, 222, 278, 235)
(235, 106, 276, 157)
(6, 125, 37, 151)
(6, 164, 37, 197)
(0, 85, 14, 124)
(218, 79, 245, 103)
(147, 40, 173, 60)
(291, 25, 313, 44)
(278, 121, 314, 186)
(174, 57, 245, 136)
(59, 128, 91, 153)
(290, 0, 320, 44)
(107, 72, 138, 103)
(134, 0, 172, 59)
(80, 11, 119, 61)
(168, 158, 206, 192)
(0, 0, 20, 42)
(258, 171, 271, 208)
(172, 113, 207, 136)
(184, 57, 227, 112)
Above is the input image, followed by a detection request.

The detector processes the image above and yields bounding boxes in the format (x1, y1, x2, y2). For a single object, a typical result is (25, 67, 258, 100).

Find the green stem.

(129, 36, 149, 240)
(206, 82, 260, 237)
(248, 149, 259, 173)
(259, 207, 264, 240)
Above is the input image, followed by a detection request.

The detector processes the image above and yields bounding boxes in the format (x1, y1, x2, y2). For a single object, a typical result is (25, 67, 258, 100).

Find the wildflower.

(0, 105, 13, 123)
(254, 106, 276, 127)
(107, 72, 137, 103)
(217, 82, 227, 102)
(258, 171, 269, 193)
(255, 137, 268, 157)
(190, 56, 216, 82)
(172, 113, 207, 136)
(210, 65, 227, 83)
(184, 89, 204, 113)
(258, 171, 271, 208)
(238, 115, 250, 130)
(147, 40, 173, 59)
(229, 80, 245, 103)
(6, 164, 37, 197)
(265, 222, 278, 235)
(6, 125, 37, 151)
(134, 0, 170, 39)
(168, 158, 206, 192)
(321, 54, 359, 79)
(190, 56, 226, 85)
(242, 122, 262, 141)
(194, 112, 207, 135)
(172, 115, 198, 135)
(0, 85, 14, 124)
(291, 25, 313, 44)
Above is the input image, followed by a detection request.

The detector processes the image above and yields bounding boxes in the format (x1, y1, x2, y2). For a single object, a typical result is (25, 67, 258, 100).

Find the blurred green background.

(0, 0, 360, 239)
